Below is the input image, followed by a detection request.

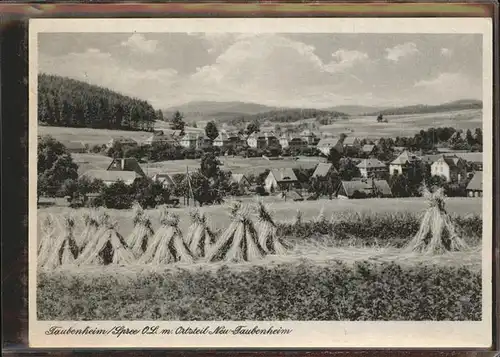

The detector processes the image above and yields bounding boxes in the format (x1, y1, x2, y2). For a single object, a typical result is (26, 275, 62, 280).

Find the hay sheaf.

(406, 186, 468, 255)
(138, 209, 193, 264)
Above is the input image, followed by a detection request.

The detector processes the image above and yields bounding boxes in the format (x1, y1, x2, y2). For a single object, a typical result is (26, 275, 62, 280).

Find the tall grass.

(37, 261, 481, 321)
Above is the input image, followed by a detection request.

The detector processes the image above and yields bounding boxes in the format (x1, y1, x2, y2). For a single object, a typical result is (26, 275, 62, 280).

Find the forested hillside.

(364, 99, 482, 116)
(38, 74, 160, 131)
(221, 108, 349, 126)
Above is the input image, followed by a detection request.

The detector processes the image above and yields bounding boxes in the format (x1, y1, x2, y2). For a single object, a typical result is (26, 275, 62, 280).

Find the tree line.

(38, 73, 160, 131)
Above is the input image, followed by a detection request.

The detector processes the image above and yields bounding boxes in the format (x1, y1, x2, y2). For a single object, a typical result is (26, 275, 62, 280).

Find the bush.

(37, 261, 481, 321)
(98, 181, 134, 209)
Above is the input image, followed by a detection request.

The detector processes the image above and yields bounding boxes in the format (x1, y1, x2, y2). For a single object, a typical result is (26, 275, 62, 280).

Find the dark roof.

(357, 158, 386, 169)
(312, 163, 337, 178)
(339, 180, 392, 197)
(107, 158, 146, 177)
(152, 173, 175, 186)
(269, 168, 298, 182)
(231, 173, 249, 184)
(466, 171, 482, 191)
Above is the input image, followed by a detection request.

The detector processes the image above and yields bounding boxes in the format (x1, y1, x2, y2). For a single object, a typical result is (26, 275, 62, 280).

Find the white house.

(265, 168, 298, 192)
(179, 133, 198, 149)
(247, 133, 267, 149)
(430, 155, 467, 183)
(152, 173, 175, 188)
(389, 150, 421, 176)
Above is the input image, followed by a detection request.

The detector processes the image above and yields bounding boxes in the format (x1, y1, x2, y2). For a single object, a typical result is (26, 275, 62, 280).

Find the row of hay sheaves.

(38, 187, 470, 269)
(38, 201, 289, 269)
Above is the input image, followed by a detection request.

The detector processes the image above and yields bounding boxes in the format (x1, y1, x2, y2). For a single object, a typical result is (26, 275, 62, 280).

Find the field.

(72, 153, 325, 176)
(38, 122, 203, 146)
(317, 109, 482, 139)
(37, 196, 482, 321)
(38, 197, 482, 238)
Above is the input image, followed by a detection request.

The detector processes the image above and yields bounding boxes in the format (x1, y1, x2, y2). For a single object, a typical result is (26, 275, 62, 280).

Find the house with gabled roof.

(231, 173, 251, 192)
(180, 133, 199, 149)
(143, 132, 178, 146)
(106, 136, 138, 149)
(361, 144, 376, 155)
(466, 171, 482, 197)
(430, 155, 467, 183)
(357, 158, 388, 178)
(317, 137, 344, 156)
(107, 158, 147, 178)
(389, 150, 421, 176)
(336, 179, 392, 199)
(343, 136, 361, 149)
(152, 173, 175, 188)
(312, 163, 338, 179)
(265, 168, 298, 192)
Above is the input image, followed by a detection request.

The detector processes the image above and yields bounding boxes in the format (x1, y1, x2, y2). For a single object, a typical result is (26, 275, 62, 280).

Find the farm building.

(389, 150, 421, 175)
(343, 136, 361, 149)
(180, 133, 198, 149)
(361, 144, 376, 155)
(231, 173, 251, 191)
(247, 133, 267, 149)
(357, 158, 388, 179)
(263, 132, 281, 148)
(300, 130, 320, 146)
(284, 190, 304, 201)
(317, 137, 344, 156)
(265, 168, 298, 192)
(430, 156, 467, 183)
(106, 137, 138, 149)
(279, 134, 291, 149)
(107, 158, 147, 178)
(80, 170, 141, 186)
(196, 135, 213, 150)
(454, 152, 483, 171)
(61, 141, 87, 153)
(466, 171, 482, 197)
(142, 132, 178, 146)
(311, 162, 338, 179)
(213, 132, 230, 148)
(152, 173, 175, 188)
(336, 179, 392, 199)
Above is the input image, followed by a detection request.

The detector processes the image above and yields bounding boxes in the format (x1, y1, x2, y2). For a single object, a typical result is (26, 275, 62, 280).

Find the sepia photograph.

(29, 18, 492, 348)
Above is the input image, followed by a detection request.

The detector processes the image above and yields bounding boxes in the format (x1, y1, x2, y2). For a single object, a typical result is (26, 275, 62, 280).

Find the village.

(50, 121, 484, 209)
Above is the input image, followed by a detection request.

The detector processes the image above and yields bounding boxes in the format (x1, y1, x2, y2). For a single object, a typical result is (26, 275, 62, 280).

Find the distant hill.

(164, 101, 284, 117)
(363, 99, 482, 117)
(325, 105, 391, 116)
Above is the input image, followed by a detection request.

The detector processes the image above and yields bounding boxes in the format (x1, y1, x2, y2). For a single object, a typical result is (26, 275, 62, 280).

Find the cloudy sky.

(38, 32, 482, 109)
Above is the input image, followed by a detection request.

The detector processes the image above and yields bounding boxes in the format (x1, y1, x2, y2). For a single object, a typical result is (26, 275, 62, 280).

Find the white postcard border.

(28, 17, 493, 348)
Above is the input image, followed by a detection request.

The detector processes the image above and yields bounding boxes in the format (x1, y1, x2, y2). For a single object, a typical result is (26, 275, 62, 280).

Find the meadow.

(38, 122, 203, 146)
(311, 109, 481, 139)
(72, 152, 324, 176)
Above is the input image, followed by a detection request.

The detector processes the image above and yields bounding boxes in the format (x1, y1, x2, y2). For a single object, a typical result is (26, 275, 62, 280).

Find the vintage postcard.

(29, 17, 493, 348)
